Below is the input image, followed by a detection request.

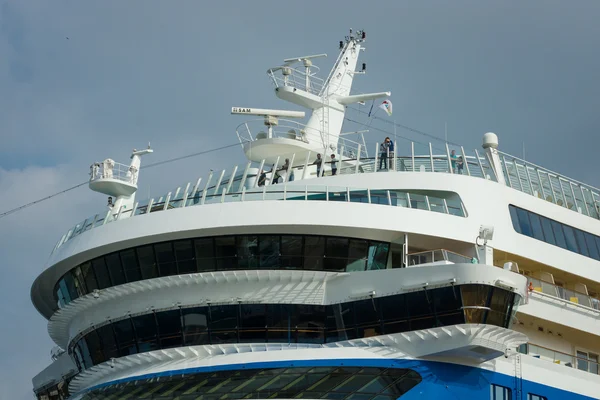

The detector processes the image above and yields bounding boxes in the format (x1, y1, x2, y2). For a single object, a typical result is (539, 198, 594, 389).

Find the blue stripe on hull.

(83, 358, 597, 400)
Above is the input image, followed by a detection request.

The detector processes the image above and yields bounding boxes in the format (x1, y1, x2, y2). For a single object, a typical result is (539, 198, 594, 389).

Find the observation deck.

(51, 137, 600, 256)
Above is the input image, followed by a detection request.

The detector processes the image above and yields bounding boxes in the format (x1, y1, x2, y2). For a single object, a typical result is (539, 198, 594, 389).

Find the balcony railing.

(526, 275, 600, 311)
(407, 249, 474, 266)
(518, 343, 599, 376)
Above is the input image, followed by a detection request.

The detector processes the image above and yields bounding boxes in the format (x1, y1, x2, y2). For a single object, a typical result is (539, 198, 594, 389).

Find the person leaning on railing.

(313, 153, 323, 177)
(330, 154, 337, 176)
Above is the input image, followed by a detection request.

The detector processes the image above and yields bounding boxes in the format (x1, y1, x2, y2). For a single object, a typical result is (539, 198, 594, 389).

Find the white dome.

(482, 132, 499, 149)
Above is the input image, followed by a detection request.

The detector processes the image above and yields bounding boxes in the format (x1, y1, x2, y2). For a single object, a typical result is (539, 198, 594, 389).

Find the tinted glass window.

(508, 206, 521, 233)
(367, 242, 389, 270)
(133, 313, 158, 353)
(215, 236, 237, 270)
(80, 262, 98, 293)
(157, 309, 182, 349)
(195, 238, 215, 271)
(304, 236, 325, 270)
(528, 213, 545, 241)
(174, 240, 196, 274)
(120, 249, 141, 282)
(182, 307, 208, 346)
(155, 242, 177, 276)
(237, 236, 259, 269)
(584, 233, 600, 260)
(240, 304, 267, 343)
(539, 217, 556, 245)
(95, 324, 118, 360)
(62, 273, 79, 302)
(137, 245, 158, 280)
(347, 239, 368, 272)
(113, 319, 137, 357)
(280, 236, 303, 269)
(325, 237, 349, 271)
(562, 226, 579, 253)
(92, 257, 112, 290)
(105, 253, 126, 286)
(84, 330, 104, 365)
(259, 236, 280, 269)
(516, 208, 532, 236)
(551, 221, 567, 249)
(72, 284, 516, 370)
(575, 230, 589, 256)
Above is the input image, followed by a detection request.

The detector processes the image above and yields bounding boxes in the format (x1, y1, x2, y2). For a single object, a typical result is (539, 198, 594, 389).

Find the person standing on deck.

(379, 138, 391, 170)
(330, 154, 338, 176)
(313, 153, 323, 177)
(450, 150, 458, 173)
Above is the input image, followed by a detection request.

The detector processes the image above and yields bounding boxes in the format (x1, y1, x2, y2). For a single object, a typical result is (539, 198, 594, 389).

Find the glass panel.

(367, 242, 389, 270)
(210, 304, 238, 344)
(239, 304, 267, 343)
(113, 318, 138, 357)
(96, 324, 118, 360)
(562, 226, 579, 253)
(155, 242, 177, 276)
(156, 309, 183, 349)
(259, 235, 280, 269)
(584, 233, 600, 260)
(508, 206, 521, 233)
(215, 236, 237, 270)
(137, 245, 158, 280)
(304, 236, 324, 270)
(461, 284, 490, 323)
(540, 217, 556, 245)
(72, 267, 87, 297)
(516, 208, 532, 237)
(62, 273, 80, 302)
(195, 237, 215, 272)
(296, 304, 325, 344)
(280, 235, 303, 269)
(577, 351, 589, 372)
(353, 300, 381, 337)
(182, 307, 208, 346)
(92, 257, 112, 290)
(80, 262, 98, 293)
(133, 313, 159, 353)
(326, 303, 356, 342)
(528, 213, 545, 241)
(347, 239, 368, 272)
(267, 304, 293, 343)
(487, 288, 513, 327)
(325, 237, 349, 272)
(575, 230, 589, 257)
(551, 221, 567, 249)
(105, 253, 126, 286)
(120, 249, 141, 282)
(84, 330, 104, 365)
(237, 235, 259, 269)
(174, 240, 196, 274)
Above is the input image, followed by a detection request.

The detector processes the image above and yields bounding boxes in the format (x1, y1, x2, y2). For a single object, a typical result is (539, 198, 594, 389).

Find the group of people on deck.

(257, 140, 466, 186)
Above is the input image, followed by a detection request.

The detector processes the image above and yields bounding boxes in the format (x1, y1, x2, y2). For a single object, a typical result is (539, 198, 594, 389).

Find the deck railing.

(526, 275, 600, 311)
(499, 151, 600, 219)
(518, 343, 599, 375)
(407, 249, 474, 266)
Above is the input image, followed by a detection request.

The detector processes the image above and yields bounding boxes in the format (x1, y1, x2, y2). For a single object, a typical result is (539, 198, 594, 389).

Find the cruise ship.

(31, 30, 600, 400)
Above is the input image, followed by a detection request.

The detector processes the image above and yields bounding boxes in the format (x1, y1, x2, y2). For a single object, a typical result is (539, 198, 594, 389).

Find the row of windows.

(71, 284, 517, 370)
(54, 234, 391, 310)
(80, 367, 422, 400)
(490, 385, 547, 400)
(509, 205, 600, 261)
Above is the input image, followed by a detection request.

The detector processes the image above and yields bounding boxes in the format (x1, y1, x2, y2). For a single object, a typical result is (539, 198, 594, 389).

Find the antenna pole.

(445, 122, 448, 143)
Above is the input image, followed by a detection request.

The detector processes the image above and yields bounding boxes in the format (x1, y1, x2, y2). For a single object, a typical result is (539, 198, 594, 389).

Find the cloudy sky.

(1, 0, 600, 398)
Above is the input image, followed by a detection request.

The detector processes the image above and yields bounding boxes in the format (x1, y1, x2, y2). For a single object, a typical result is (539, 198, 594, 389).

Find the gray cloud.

(2, 0, 600, 398)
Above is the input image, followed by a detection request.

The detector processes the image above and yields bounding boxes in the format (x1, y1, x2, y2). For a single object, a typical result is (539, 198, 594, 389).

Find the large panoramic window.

(80, 366, 422, 400)
(69, 284, 518, 371)
(509, 205, 600, 261)
(54, 234, 391, 310)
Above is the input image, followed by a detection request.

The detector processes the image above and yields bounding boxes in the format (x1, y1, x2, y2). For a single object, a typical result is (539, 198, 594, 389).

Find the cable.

(0, 142, 242, 220)
(0, 181, 88, 219)
(348, 105, 465, 147)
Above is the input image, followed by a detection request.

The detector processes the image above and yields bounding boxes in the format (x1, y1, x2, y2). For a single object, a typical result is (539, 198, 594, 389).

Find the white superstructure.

(32, 30, 600, 400)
